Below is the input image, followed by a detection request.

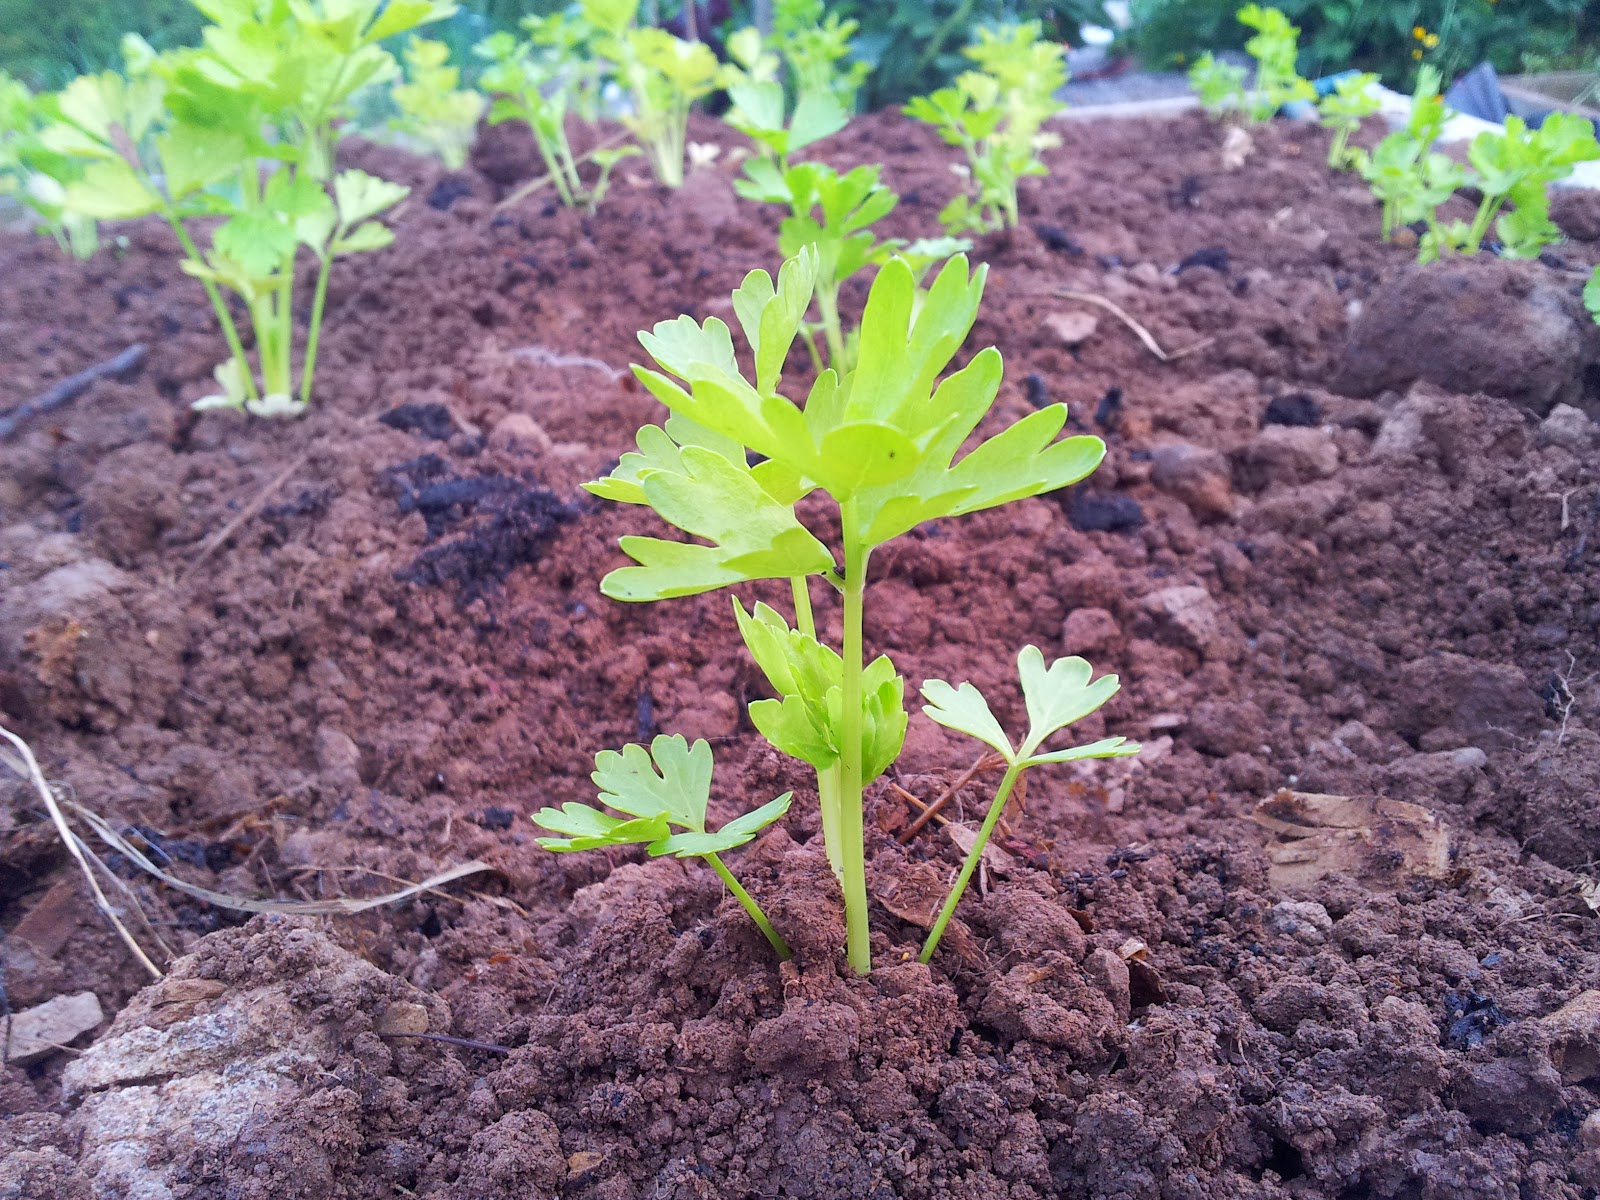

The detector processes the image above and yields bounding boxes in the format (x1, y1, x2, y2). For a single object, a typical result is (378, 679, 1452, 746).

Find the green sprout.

(1318, 71, 1380, 169)
(1358, 66, 1457, 248)
(1188, 52, 1247, 119)
(903, 21, 1068, 235)
(1586, 267, 1600, 324)
(918, 646, 1138, 962)
(770, 0, 870, 112)
(585, 0, 720, 189)
(1237, 4, 1314, 121)
(733, 160, 899, 372)
(388, 37, 485, 171)
(721, 26, 849, 172)
(1461, 113, 1600, 258)
(476, 28, 637, 213)
(583, 246, 1111, 974)
(40, 1, 452, 417)
(0, 70, 99, 258)
(534, 735, 793, 960)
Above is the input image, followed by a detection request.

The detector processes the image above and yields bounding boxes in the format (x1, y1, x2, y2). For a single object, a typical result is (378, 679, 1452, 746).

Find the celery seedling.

(42, 0, 452, 416)
(1237, 4, 1314, 121)
(0, 71, 99, 258)
(1189, 53, 1247, 119)
(585, 0, 720, 188)
(734, 160, 898, 371)
(534, 735, 793, 959)
(904, 21, 1068, 234)
(771, 0, 869, 111)
(1318, 72, 1380, 169)
(1358, 66, 1454, 246)
(389, 37, 485, 171)
(919, 645, 1138, 961)
(1462, 113, 1600, 258)
(585, 247, 1109, 973)
(477, 29, 636, 213)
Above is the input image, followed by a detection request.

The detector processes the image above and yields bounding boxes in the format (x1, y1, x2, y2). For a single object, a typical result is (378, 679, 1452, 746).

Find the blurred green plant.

(388, 37, 486, 170)
(1130, 0, 1600, 90)
(0, 69, 98, 256)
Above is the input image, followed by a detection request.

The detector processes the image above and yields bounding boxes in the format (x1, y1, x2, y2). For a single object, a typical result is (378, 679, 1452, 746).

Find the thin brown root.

(184, 451, 311, 578)
(897, 753, 1006, 844)
(68, 803, 494, 915)
(0, 724, 164, 979)
(1051, 290, 1215, 363)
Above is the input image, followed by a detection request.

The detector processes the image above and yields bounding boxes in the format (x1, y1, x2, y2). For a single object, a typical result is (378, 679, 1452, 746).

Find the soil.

(2, 109, 1600, 1199)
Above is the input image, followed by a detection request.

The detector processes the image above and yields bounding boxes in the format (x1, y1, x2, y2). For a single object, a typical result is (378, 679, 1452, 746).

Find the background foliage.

(1128, 0, 1600, 88)
(3, 0, 1597, 101)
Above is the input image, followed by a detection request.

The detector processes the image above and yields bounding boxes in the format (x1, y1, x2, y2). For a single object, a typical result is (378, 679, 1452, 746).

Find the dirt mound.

(3, 110, 1600, 1198)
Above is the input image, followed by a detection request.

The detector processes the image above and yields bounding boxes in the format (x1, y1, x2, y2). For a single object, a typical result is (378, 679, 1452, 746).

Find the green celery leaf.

(919, 678, 1014, 762)
(651, 792, 793, 857)
(61, 159, 162, 218)
(532, 801, 672, 850)
(1015, 644, 1122, 758)
(331, 220, 394, 254)
(333, 168, 409, 226)
(600, 445, 834, 600)
(592, 734, 713, 829)
(213, 211, 297, 277)
(1024, 737, 1141, 766)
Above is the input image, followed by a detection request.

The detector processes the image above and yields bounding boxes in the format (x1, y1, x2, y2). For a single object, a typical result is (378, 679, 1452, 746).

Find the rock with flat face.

(1335, 259, 1600, 418)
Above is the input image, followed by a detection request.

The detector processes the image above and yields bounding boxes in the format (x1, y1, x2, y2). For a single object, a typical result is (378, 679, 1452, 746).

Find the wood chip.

(1252, 789, 1450, 891)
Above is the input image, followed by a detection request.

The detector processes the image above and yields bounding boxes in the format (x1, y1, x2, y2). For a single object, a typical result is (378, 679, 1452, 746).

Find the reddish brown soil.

(3, 110, 1600, 1198)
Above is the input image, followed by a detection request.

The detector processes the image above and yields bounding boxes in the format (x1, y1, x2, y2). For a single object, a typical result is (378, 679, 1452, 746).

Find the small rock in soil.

(426, 176, 475, 211)
(1174, 246, 1229, 275)
(3, 991, 104, 1064)
(1066, 491, 1142, 533)
(1033, 223, 1084, 255)
(379, 402, 457, 441)
(1394, 651, 1545, 750)
(1536, 402, 1596, 452)
(1539, 990, 1600, 1083)
(1043, 310, 1098, 347)
(1139, 584, 1240, 661)
(1061, 606, 1120, 656)
(1151, 441, 1235, 520)
(1335, 259, 1600, 417)
(62, 920, 449, 1199)
(1263, 391, 1322, 427)
(1232, 425, 1340, 491)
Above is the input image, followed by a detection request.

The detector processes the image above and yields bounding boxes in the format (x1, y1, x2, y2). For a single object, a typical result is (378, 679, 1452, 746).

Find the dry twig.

(1050, 290, 1214, 362)
(0, 345, 146, 440)
(184, 451, 311, 577)
(897, 753, 1006, 844)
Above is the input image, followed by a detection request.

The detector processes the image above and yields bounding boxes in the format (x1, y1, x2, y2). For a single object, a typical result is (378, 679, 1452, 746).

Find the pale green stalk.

(300, 249, 336, 407)
(707, 852, 791, 959)
(161, 211, 258, 403)
(815, 284, 847, 374)
(791, 576, 844, 878)
(920, 758, 1024, 962)
(838, 514, 872, 975)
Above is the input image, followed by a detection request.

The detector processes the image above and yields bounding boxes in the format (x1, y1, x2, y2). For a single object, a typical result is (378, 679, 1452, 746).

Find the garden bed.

(3, 109, 1600, 1199)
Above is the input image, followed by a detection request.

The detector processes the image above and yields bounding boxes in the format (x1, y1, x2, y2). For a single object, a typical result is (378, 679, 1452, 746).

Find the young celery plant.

(1189, 52, 1247, 119)
(584, 247, 1109, 974)
(1237, 4, 1314, 121)
(1358, 66, 1452, 244)
(733, 160, 898, 371)
(477, 30, 637, 213)
(721, 26, 849, 174)
(1317, 72, 1380, 169)
(585, 0, 720, 189)
(389, 37, 485, 171)
(903, 21, 1067, 234)
(918, 646, 1138, 961)
(43, 0, 452, 416)
(771, 0, 869, 111)
(1462, 113, 1600, 258)
(533, 735, 793, 959)
(0, 71, 99, 258)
